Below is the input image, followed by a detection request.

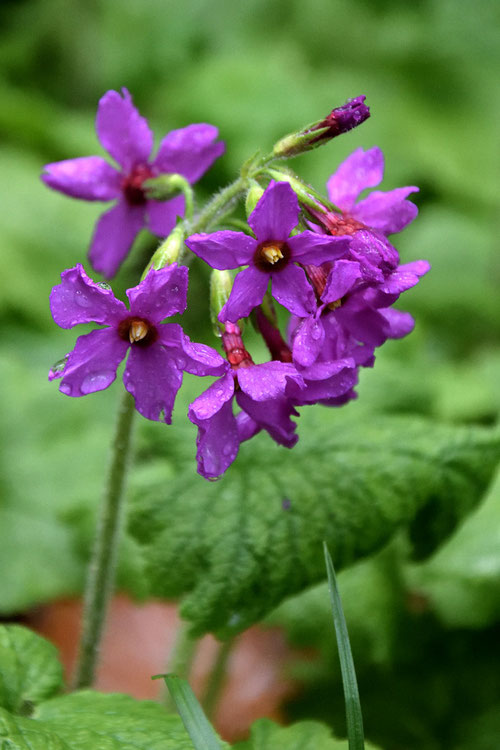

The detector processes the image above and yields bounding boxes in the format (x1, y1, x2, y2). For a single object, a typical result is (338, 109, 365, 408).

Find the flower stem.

(202, 637, 235, 720)
(72, 390, 136, 689)
(164, 620, 199, 711)
(189, 176, 247, 235)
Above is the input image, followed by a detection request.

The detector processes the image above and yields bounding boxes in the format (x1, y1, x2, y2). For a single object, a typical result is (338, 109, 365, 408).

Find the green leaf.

(129, 412, 500, 636)
(159, 674, 225, 750)
(0, 626, 196, 749)
(0, 625, 63, 714)
(233, 718, 381, 750)
(324, 544, 364, 750)
(407, 467, 500, 628)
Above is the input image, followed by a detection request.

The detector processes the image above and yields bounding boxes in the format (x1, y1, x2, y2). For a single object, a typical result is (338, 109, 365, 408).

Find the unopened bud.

(273, 96, 370, 158)
(245, 181, 265, 217)
(142, 223, 185, 279)
(143, 173, 190, 201)
(210, 269, 234, 336)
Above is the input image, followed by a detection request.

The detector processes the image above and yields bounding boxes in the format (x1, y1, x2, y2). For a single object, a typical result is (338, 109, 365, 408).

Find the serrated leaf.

(128, 412, 500, 635)
(0, 626, 196, 749)
(233, 718, 381, 750)
(0, 625, 63, 714)
(407, 467, 500, 628)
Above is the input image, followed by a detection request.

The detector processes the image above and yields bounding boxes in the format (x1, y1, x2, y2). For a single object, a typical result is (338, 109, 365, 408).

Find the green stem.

(189, 176, 247, 235)
(202, 637, 235, 719)
(72, 390, 136, 689)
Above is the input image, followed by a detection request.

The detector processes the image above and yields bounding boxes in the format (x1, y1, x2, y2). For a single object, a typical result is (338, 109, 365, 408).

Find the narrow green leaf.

(159, 674, 223, 750)
(324, 543, 364, 750)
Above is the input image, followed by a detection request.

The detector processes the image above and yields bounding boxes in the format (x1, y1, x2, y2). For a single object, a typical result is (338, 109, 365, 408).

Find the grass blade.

(323, 542, 365, 750)
(153, 673, 223, 750)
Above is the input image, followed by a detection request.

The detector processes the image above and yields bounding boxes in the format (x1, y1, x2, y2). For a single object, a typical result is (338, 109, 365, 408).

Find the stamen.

(129, 319, 149, 343)
(261, 243, 284, 265)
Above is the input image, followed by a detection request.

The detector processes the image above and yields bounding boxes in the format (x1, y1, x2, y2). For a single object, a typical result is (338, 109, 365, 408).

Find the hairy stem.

(202, 637, 235, 719)
(73, 390, 136, 689)
(189, 176, 247, 235)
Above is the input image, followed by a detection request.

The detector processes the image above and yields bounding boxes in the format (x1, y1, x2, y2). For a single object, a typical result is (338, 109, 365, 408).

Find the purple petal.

(292, 315, 325, 367)
(154, 124, 225, 183)
(123, 344, 182, 423)
(378, 260, 430, 296)
(185, 230, 256, 270)
(41, 157, 122, 201)
(236, 392, 299, 448)
(89, 199, 145, 279)
(96, 88, 153, 171)
(219, 266, 268, 322)
(190, 399, 239, 480)
(237, 361, 303, 401)
(159, 325, 226, 376)
(287, 230, 350, 264)
(189, 372, 235, 421)
(322, 260, 362, 304)
(126, 264, 188, 321)
(50, 263, 127, 329)
(354, 186, 419, 235)
(327, 147, 384, 211)
(379, 308, 415, 338)
(147, 195, 185, 237)
(337, 306, 389, 347)
(348, 230, 399, 282)
(236, 411, 261, 443)
(294, 360, 358, 405)
(271, 264, 316, 317)
(247, 181, 299, 242)
(57, 328, 127, 397)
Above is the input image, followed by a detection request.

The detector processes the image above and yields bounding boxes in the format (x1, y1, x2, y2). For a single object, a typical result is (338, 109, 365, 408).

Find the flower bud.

(142, 223, 185, 279)
(273, 96, 370, 158)
(210, 269, 234, 336)
(143, 173, 190, 201)
(245, 181, 265, 217)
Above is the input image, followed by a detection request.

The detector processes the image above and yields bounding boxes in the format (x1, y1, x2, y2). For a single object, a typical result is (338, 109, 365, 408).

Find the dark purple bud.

(273, 96, 370, 158)
(311, 96, 370, 144)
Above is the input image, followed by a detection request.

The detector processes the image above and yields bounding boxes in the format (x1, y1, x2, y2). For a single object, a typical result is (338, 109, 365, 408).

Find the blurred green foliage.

(0, 0, 499, 748)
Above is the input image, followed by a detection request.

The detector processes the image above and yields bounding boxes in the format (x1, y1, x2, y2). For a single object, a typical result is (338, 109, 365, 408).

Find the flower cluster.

(45, 90, 428, 480)
(185, 155, 428, 477)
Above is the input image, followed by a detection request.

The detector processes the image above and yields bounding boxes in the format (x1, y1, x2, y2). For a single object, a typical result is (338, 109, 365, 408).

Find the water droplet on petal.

(222, 444, 233, 456)
(96, 281, 112, 290)
(80, 370, 114, 394)
(208, 476, 221, 482)
(50, 354, 69, 377)
(311, 326, 321, 341)
(171, 285, 179, 293)
(75, 290, 91, 307)
(59, 383, 71, 395)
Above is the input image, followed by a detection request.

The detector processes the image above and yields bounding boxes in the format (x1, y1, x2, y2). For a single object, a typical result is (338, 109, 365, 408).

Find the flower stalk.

(73, 389, 136, 689)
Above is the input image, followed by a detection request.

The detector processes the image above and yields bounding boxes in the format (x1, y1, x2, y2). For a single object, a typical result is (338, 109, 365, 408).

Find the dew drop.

(96, 282, 112, 290)
(80, 370, 114, 394)
(75, 290, 91, 307)
(170, 285, 179, 293)
(222, 444, 233, 456)
(208, 476, 221, 482)
(59, 383, 71, 395)
(311, 326, 321, 341)
(50, 354, 69, 376)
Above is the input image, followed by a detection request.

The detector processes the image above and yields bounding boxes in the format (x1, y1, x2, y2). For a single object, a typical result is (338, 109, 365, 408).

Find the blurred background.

(0, 0, 499, 748)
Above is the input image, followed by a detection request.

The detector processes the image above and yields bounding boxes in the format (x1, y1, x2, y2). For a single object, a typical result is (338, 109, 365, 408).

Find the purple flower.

(188, 322, 303, 479)
(49, 263, 226, 422)
(185, 181, 350, 322)
(307, 147, 419, 284)
(42, 89, 224, 278)
(291, 258, 430, 369)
